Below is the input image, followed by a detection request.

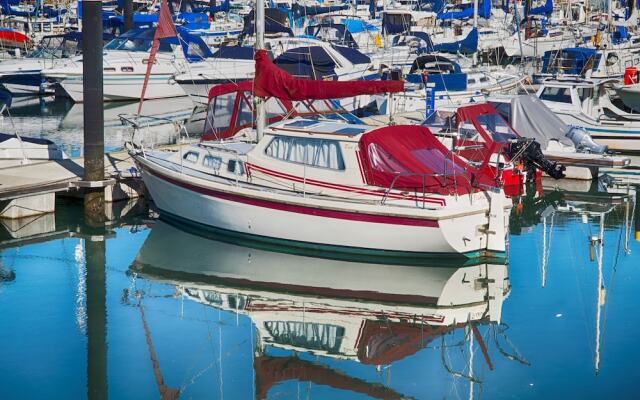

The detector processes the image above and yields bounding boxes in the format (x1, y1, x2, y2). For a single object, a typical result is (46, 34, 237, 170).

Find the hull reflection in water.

(132, 220, 514, 395)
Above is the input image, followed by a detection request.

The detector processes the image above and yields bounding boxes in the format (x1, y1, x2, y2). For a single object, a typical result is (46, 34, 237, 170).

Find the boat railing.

(380, 170, 475, 207)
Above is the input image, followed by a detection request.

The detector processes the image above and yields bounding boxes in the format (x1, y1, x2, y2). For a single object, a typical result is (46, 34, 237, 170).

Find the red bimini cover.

(208, 80, 253, 100)
(358, 125, 498, 195)
(254, 49, 404, 100)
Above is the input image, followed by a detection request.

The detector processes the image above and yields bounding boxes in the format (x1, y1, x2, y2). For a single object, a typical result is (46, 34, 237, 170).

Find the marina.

(1, 0, 640, 398)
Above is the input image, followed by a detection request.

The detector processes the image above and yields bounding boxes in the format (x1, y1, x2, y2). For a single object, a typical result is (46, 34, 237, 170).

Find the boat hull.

(552, 111, 640, 151)
(55, 73, 187, 102)
(136, 157, 505, 260)
(616, 84, 640, 113)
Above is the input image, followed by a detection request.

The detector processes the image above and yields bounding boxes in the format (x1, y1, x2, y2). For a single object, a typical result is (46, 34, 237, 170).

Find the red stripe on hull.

(247, 162, 447, 206)
(144, 163, 440, 228)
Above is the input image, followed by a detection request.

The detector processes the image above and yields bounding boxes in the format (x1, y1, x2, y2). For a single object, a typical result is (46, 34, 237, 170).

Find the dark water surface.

(1, 99, 640, 399)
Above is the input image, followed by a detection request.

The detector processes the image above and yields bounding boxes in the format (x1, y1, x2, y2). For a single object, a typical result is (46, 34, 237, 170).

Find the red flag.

(137, 0, 178, 116)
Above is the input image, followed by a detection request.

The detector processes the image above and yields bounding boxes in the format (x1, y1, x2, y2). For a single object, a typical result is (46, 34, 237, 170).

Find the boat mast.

(255, 0, 266, 141)
(473, 0, 478, 65)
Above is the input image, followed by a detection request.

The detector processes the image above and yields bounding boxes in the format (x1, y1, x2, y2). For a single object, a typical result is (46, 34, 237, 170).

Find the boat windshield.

(29, 36, 78, 58)
(104, 37, 175, 52)
(475, 114, 518, 143)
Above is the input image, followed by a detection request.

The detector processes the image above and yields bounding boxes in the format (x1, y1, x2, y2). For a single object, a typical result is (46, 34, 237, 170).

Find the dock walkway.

(0, 151, 136, 201)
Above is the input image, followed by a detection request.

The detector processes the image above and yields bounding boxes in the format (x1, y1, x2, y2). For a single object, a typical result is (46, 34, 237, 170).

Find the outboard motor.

(565, 126, 608, 154)
(506, 138, 566, 181)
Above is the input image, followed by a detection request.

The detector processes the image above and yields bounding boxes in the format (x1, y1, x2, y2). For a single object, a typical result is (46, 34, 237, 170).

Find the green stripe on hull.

(160, 211, 506, 267)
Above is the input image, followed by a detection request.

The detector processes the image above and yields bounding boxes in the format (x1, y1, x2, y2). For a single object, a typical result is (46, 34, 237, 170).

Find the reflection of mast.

(593, 212, 605, 375)
(139, 303, 180, 400)
(540, 209, 555, 289)
(253, 355, 408, 400)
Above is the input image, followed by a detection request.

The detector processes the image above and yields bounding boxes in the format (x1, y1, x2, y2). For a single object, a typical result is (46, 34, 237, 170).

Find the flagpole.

(255, 0, 266, 142)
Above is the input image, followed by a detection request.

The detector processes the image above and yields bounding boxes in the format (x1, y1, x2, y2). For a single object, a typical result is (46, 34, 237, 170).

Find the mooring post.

(124, 0, 134, 32)
(82, 0, 105, 226)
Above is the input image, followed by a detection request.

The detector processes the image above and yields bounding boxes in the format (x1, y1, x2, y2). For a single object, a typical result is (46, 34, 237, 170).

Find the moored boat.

(129, 50, 511, 259)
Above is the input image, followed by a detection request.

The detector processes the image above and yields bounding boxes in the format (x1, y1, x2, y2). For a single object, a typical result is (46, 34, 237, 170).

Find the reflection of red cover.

(254, 355, 405, 399)
(356, 320, 454, 365)
(254, 49, 403, 101)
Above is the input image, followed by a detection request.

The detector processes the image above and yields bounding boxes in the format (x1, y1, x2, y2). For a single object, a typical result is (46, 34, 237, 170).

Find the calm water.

(1, 99, 640, 399)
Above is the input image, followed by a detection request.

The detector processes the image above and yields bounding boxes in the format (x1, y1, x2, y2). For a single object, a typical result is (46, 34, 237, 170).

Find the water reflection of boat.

(131, 220, 514, 385)
(511, 183, 638, 375)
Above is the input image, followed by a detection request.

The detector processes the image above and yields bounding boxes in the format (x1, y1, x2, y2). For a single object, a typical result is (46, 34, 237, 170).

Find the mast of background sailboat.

(255, 0, 266, 141)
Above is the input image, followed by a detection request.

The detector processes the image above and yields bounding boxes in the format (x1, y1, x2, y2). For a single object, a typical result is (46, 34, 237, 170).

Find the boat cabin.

(179, 116, 499, 201)
(536, 79, 606, 119)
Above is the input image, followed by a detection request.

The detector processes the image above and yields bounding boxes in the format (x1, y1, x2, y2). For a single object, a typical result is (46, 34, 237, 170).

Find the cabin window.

(183, 151, 199, 163)
(539, 87, 572, 103)
(227, 159, 245, 175)
(203, 155, 222, 170)
(121, 66, 134, 72)
(479, 77, 489, 83)
(577, 88, 593, 101)
(468, 78, 476, 84)
(476, 114, 518, 143)
(265, 136, 345, 170)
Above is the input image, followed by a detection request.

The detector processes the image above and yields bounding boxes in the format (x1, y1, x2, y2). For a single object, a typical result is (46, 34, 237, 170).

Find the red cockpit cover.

(455, 103, 500, 127)
(253, 49, 404, 100)
(359, 125, 497, 195)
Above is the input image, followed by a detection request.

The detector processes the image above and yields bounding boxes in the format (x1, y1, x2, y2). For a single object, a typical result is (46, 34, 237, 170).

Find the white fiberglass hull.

(55, 73, 187, 102)
(135, 156, 509, 259)
(551, 110, 640, 151)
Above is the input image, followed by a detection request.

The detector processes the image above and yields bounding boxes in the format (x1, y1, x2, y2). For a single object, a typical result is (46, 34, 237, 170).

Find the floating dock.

(0, 144, 189, 219)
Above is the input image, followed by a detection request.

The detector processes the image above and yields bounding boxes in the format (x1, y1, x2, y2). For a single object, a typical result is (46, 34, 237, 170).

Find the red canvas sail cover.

(359, 125, 498, 195)
(254, 49, 404, 101)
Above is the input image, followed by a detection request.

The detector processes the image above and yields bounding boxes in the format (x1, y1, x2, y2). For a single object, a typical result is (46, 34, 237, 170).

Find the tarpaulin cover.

(292, 3, 349, 18)
(420, 0, 445, 13)
(254, 49, 403, 101)
(211, 45, 255, 59)
(502, 95, 573, 148)
(540, 47, 599, 76)
(341, 18, 377, 34)
(528, 0, 553, 16)
(305, 23, 359, 48)
(331, 45, 371, 64)
(274, 46, 337, 79)
(358, 124, 494, 194)
(437, 0, 489, 20)
(241, 8, 293, 37)
(193, 0, 230, 14)
(409, 54, 462, 74)
(432, 27, 478, 54)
